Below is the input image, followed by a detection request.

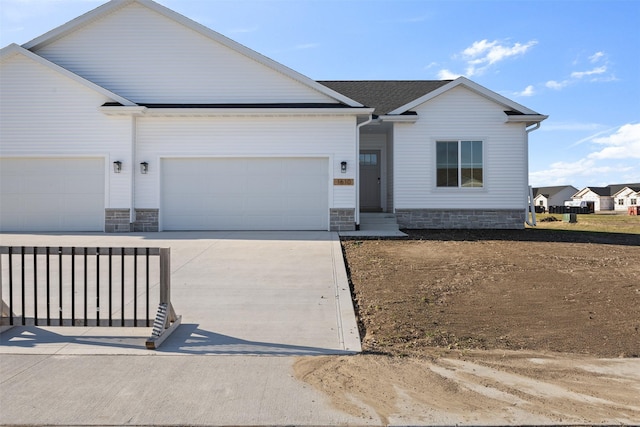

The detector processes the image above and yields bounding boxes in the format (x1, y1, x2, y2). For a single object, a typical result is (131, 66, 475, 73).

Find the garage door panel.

(162, 157, 329, 230)
(248, 159, 282, 175)
(287, 159, 325, 175)
(163, 193, 204, 215)
(64, 178, 104, 194)
(0, 158, 105, 232)
(202, 196, 243, 213)
(61, 214, 103, 230)
(62, 194, 104, 212)
(249, 176, 285, 193)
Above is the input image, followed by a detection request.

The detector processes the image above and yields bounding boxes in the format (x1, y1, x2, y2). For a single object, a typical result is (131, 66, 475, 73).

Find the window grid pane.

(437, 140, 482, 188)
(436, 141, 458, 187)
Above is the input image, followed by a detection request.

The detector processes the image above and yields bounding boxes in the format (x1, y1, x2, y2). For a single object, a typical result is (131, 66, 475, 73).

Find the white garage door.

(161, 158, 329, 230)
(0, 158, 105, 232)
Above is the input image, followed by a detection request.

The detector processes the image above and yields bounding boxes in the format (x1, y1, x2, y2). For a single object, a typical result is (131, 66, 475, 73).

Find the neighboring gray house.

(0, 0, 547, 233)
(572, 183, 640, 212)
(532, 185, 578, 211)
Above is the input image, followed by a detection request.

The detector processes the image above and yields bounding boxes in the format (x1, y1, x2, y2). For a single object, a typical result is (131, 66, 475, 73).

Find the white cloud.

(436, 39, 536, 79)
(461, 39, 537, 76)
(545, 79, 570, 90)
(514, 85, 535, 97)
(545, 51, 615, 91)
(589, 51, 605, 63)
(570, 66, 607, 79)
(437, 69, 462, 80)
(589, 123, 640, 159)
(530, 123, 640, 187)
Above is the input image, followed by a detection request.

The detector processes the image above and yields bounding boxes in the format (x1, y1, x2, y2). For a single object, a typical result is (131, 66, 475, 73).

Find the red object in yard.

(628, 206, 639, 215)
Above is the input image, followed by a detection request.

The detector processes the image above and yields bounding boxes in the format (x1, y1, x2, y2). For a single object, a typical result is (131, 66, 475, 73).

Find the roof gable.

(0, 44, 135, 106)
(387, 77, 546, 124)
(23, 0, 361, 106)
(612, 186, 640, 197)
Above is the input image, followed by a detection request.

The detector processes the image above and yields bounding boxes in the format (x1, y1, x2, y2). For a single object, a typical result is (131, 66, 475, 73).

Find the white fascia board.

(506, 114, 549, 126)
(22, 0, 363, 108)
(99, 105, 374, 117)
(99, 105, 148, 115)
(389, 76, 541, 116)
(1, 44, 137, 106)
(378, 114, 419, 123)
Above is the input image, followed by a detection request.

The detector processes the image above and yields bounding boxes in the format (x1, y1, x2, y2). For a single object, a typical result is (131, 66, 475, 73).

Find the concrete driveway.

(0, 231, 361, 355)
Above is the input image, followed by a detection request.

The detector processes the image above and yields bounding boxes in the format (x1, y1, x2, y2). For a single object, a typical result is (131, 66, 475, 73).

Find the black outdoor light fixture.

(341, 161, 347, 173)
(113, 161, 122, 173)
(140, 161, 149, 174)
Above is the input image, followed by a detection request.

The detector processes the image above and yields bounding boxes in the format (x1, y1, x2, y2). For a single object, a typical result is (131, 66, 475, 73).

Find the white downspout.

(525, 122, 541, 226)
(355, 115, 373, 228)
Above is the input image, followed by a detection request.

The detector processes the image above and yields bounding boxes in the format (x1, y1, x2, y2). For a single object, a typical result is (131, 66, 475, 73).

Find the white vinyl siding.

(135, 115, 356, 211)
(0, 158, 105, 231)
(0, 53, 132, 209)
(33, 3, 336, 104)
(161, 158, 328, 230)
(394, 86, 527, 210)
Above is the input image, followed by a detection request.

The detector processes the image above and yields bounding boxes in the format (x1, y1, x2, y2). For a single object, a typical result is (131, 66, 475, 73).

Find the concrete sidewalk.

(0, 231, 370, 425)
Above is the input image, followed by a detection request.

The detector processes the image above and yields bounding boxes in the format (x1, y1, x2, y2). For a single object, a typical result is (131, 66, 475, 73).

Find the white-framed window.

(436, 140, 483, 188)
(631, 198, 637, 205)
(618, 198, 625, 205)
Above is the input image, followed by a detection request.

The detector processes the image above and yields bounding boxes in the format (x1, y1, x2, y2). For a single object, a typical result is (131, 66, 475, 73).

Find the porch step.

(340, 212, 406, 237)
(359, 213, 401, 231)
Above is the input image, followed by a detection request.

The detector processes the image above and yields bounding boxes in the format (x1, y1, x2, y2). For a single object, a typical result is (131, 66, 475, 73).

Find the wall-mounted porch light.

(341, 161, 347, 173)
(140, 162, 149, 174)
(113, 161, 122, 173)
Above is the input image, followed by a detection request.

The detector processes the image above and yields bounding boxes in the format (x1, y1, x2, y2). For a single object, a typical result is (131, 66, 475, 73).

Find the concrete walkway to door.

(0, 231, 361, 355)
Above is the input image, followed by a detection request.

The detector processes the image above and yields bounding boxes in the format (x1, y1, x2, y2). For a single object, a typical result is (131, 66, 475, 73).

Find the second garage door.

(161, 157, 329, 230)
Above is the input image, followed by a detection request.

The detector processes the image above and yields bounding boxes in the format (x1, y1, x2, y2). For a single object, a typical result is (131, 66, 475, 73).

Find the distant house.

(572, 183, 640, 212)
(612, 186, 640, 212)
(532, 185, 578, 212)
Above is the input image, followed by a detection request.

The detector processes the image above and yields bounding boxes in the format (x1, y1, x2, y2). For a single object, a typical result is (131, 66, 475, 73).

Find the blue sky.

(1, 0, 639, 190)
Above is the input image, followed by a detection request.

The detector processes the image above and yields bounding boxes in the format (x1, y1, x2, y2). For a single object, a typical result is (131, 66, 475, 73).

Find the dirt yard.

(294, 227, 640, 425)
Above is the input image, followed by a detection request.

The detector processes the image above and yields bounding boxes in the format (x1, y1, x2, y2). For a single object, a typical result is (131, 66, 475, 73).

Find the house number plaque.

(333, 179, 354, 186)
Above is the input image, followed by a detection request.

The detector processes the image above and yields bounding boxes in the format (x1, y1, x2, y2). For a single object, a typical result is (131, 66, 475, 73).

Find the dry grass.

(529, 212, 640, 234)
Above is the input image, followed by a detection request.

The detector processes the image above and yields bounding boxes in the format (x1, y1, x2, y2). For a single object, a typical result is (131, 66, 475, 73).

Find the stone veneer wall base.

(133, 209, 159, 232)
(104, 208, 130, 233)
(330, 208, 356, 231)
(395, 209, 525, 230)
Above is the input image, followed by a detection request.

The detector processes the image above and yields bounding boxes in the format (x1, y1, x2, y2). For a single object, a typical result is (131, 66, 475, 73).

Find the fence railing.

(0, 246, 180, 349)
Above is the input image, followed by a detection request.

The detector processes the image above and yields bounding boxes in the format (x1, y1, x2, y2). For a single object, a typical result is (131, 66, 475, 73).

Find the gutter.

(524, 123, 541, 226)
(355, 114, 374, 229)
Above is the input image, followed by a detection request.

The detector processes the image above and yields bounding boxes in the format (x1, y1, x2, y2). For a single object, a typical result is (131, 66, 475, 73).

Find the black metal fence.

(1, 246, 180, 349)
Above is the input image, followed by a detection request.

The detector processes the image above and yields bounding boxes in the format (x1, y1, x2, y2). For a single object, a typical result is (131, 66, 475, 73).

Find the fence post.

(146, 248, 181, 349)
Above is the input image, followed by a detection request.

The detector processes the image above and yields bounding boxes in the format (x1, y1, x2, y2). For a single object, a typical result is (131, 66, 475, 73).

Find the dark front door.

(360, 150, 381, 212)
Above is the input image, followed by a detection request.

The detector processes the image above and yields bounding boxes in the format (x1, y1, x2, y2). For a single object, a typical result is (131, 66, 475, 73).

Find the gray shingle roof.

(533, 185, 577, 198)
(318, 80, 452, 116)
